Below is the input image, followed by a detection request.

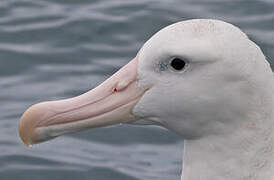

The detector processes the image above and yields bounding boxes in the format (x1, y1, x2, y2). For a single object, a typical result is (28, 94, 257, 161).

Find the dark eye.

(169, 58, 186, 71)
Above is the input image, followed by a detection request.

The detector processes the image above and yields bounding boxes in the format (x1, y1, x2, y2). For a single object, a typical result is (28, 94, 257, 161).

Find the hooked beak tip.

(19, 103, 44, 147)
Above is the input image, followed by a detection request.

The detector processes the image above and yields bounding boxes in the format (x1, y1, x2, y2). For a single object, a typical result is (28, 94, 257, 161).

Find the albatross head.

(19, 19, 274, 179)
(133, 19, 273, 139)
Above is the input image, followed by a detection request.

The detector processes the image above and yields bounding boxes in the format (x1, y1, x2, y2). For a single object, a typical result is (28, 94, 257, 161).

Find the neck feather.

(181, 82, 274, 180)
(182, 113, 274, 180)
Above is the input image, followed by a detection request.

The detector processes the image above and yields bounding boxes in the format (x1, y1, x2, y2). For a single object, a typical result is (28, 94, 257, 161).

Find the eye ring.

(169, 58, 187, 71)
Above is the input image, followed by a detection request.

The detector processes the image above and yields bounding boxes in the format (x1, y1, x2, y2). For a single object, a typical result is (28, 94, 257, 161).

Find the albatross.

(19, 19, 274, 180)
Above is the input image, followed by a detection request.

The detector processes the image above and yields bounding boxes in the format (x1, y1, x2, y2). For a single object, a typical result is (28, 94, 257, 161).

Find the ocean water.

(0, 0, 273, 180)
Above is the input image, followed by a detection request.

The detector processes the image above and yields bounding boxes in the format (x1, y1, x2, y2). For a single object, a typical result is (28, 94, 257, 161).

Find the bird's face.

(133, 19, 271, 138)
(132, 31, 224, 138)
(19, 19, 271, 146)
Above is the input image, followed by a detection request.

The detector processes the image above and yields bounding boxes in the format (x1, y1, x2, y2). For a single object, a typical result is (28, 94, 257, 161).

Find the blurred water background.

(0, 0, 273, 180)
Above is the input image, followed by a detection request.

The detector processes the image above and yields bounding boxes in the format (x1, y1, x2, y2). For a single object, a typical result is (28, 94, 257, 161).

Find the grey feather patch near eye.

(158, 62, 169, 72)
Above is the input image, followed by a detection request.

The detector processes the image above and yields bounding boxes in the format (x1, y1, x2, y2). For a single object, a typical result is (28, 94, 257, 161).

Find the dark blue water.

(0, 0, 273, 180)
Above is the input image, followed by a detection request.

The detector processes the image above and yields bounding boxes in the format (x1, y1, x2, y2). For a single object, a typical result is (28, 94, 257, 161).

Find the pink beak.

(19, 57, 146, 147)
